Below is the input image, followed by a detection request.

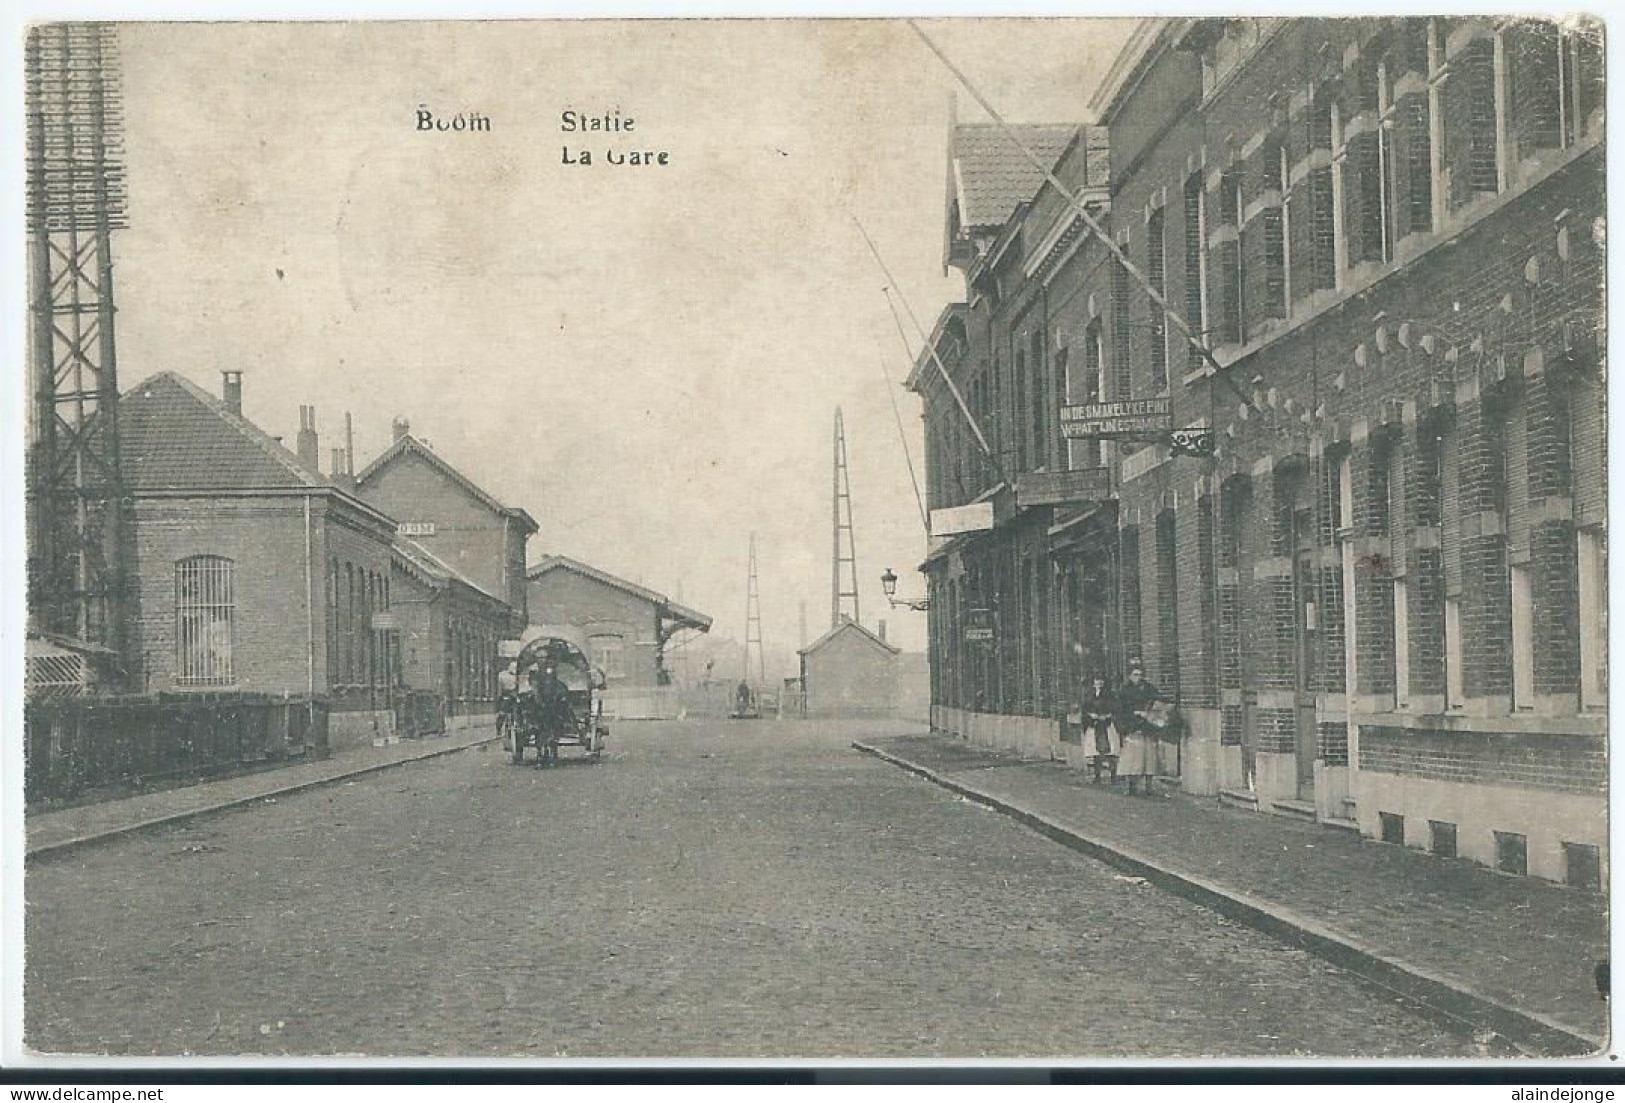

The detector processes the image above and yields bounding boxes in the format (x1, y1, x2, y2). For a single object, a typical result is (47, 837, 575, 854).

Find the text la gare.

(561, 108, 670, 167)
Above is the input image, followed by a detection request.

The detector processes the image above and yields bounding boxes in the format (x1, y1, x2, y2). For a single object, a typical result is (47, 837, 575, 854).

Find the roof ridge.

(356, 433, 533, 528)
(131, 371, 328, 489)
(799, 618, 901, 656)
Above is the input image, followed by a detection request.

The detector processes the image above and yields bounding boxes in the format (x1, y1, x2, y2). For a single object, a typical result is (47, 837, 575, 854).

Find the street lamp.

(881, 567, 929, 611)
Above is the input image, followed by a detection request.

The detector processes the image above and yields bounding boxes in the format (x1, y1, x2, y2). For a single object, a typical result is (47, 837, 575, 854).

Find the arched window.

(176, 555, 235, 685)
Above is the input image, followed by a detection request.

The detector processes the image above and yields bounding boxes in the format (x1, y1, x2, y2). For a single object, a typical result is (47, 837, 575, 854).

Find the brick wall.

(357, 449, 528, 612)
(526, 568, 661, 689)
(1360, 726, 1605, 794)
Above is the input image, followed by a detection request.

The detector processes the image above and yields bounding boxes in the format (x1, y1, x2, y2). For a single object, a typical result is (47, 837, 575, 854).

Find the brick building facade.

(121, 372, 530, 747)
(525, 555, 711, 719)
(798, 620, 902, 718)
(122, 372, 404, 747)
(911, 17, 1605, 886)
(354, 419, 537, 621)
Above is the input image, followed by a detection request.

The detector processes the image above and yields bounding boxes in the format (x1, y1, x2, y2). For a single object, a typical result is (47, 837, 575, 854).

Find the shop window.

(175, 555, 235, 685)
(1146, 207, 1169, 391)
(1564, 842, 1601, 891)
(1429, 820, 1457, 858)
(1029, 329, 1048, 470)
(1155, 509, 1180, 698)
(1494, 831, 1528, 876)
(1013, 346, 1028, 473)
(1379, 811, 1405, 844)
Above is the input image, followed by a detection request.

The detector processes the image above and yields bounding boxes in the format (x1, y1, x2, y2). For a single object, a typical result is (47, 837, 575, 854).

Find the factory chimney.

(295, 405, 320, 470)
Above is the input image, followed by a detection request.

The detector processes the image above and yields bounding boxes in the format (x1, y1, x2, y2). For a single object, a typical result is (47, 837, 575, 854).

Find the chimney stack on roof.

(296, 405, 320, 470)
(221, 371, 243, 415)
(330, 446, 354, 488)
(392, 416, 411, 442)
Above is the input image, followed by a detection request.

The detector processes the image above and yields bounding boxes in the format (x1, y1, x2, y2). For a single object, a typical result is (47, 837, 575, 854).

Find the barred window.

(176, 555, 235, 685)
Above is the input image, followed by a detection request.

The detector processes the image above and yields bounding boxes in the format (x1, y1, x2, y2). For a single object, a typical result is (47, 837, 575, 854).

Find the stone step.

(1270, 797, 1319, 822)
(1218, 786, 1259, 811)
(1321, 815, 1362, 835)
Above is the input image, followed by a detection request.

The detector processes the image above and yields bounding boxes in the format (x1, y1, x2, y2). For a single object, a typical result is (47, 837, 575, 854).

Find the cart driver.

(530, 663, 573, 734)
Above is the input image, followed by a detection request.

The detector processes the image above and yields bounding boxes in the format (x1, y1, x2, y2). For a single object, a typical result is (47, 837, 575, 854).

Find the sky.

(108, 17, 1136, 668)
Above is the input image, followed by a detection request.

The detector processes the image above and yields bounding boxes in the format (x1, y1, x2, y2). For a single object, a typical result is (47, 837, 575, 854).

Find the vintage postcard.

(10, 14, 1610, 1065)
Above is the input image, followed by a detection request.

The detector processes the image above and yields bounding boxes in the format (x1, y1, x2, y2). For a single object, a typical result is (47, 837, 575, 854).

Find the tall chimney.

(330, 447, 350, 484)
(221, 371, 243, 415)
(878, 619, 888, 644)
(345, 412, 355, 477)
(392, 416, 410, 442)
(295, 405, 320, 470)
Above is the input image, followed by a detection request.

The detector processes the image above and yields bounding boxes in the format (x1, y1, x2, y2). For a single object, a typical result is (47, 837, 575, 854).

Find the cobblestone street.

(27, 719, 1481, 1059)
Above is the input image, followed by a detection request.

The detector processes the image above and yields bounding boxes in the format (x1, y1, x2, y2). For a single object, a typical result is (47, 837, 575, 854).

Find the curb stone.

(853, 738, 1604, 1059)
(27, 736, 502, 860)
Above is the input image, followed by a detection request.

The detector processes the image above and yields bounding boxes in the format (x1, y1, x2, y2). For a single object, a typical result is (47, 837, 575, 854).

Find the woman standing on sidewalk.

(1080, 675, 1118, 784)
(1114, 661, 1161, 796)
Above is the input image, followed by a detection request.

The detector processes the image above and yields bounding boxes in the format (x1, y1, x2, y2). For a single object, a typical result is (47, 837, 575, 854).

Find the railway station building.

(911, 17, 1605, 886)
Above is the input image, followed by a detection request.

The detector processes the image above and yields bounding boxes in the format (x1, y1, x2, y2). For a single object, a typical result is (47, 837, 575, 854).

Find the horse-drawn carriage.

(497, 625, 608, 765)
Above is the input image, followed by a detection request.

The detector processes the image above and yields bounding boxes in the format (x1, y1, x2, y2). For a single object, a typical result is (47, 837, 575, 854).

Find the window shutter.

(1390, 92, 1432, 237)
(1441, 432, 1463, 595)
(1444, 38, 1499, 207)
(1506, 400, 1531, 560)
(1572, 377, 1606, 524)
(1212, 239, 1242, 345)
(1508, 20, 1563, 159)
(1305, 166, 1338, 293)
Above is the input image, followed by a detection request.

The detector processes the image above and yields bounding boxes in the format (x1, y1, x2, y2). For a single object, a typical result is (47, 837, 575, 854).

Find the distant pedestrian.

(1080, 675, 1118, 784)
(1114, 661, 1162, 796)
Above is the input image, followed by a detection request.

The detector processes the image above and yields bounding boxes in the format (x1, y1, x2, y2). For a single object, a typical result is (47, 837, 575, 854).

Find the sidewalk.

(855, 733, 1610, 1056)
(26, 726, 500, 858)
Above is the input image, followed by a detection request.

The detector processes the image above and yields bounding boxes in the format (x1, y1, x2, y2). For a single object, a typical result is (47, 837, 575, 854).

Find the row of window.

(328, 557, 391, 689)
(446, 619, 497, 701)
(928, 17, 1602, 506)
(930, 365, 1606, 720)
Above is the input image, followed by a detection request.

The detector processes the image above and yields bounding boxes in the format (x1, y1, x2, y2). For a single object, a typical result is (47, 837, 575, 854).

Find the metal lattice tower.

(830, 408, 860, 628)
(26, 23, 132, 667)
(744, 533, 765, 691)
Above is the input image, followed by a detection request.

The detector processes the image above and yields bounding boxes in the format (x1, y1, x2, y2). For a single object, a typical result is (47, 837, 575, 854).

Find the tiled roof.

(952, 123, 1079, 231)
(121, 371, 329, 491)
(393, 535, 507, 606)
(798, 619, 901, 658)
(356, 434, 539, 533)
(527, 554, 712, 631)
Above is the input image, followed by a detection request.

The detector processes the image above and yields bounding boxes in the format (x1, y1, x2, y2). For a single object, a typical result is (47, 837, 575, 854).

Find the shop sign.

(930, 501, 996, 536)
(397, 521, 436, 537)
(1060, 397, 1172, 439)
(370, 612, 398, 631)
(964, 607, 995, 643)
(1016, 467, 1112, 508)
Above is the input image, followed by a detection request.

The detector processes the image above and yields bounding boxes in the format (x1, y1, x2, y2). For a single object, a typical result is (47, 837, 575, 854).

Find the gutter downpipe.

(305, 492, 324, 757)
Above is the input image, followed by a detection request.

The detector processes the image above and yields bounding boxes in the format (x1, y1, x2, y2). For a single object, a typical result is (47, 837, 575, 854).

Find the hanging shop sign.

(929, 501, 996, 536)
(1060, 397, 1172, 439)
(1015, 467, 1112, 509)
(964, 607, 995, 643)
